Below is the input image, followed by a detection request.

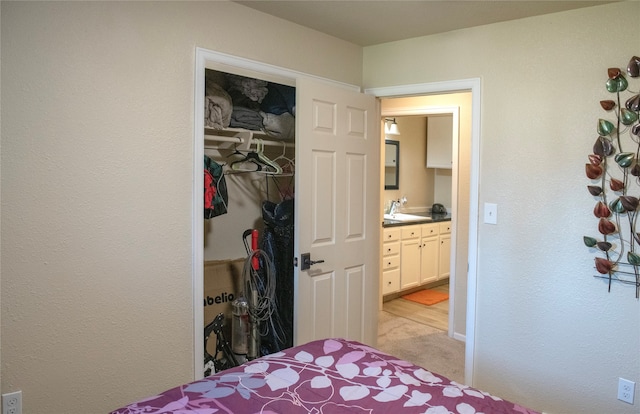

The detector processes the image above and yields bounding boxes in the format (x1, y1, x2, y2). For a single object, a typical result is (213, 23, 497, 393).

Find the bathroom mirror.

(384, 139, 399, 190)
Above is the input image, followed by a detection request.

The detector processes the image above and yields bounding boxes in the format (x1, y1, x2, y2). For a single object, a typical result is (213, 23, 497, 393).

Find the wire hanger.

(229, 148, 263, 172)
(272, 141, 295, 175)
(255, 139, 283, 175)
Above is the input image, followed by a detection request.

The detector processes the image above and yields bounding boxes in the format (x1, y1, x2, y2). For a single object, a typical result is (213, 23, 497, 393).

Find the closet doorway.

(367, 80, 481, 385)
(193, 48, 382, 380)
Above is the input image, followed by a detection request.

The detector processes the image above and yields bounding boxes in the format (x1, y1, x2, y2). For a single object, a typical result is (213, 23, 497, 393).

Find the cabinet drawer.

(383, 241, 400, 256)
(421, 223, 438, 238)
(439, 222, 451, 234)
(401, 226, 420, 240)
(382, 269, 400, 295)
(383, 228, 401, 242)
(382, 255, 400, 270)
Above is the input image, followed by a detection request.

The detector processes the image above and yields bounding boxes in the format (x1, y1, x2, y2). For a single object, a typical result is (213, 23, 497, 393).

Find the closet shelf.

(205, 127, 294, 150)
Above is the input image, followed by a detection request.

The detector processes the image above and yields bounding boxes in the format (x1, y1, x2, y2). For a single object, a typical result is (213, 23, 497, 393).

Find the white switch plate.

(484, 203, 497, 224)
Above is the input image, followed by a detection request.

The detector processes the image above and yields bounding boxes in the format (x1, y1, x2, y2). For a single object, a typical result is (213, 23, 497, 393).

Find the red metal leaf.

(593, 201, 611, 218)
(589, 154, 602, 166)
(608, 67, 622, 79)
(610, 178, 624, 191)
(586, 163, 603, 179)
(600, 100, 616, 110)
(598, 218, 616, 235)
(595, 257, 614, 274)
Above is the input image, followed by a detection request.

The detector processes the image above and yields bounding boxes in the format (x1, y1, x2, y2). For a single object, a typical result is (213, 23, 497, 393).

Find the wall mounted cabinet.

(426, 114, 453, 169)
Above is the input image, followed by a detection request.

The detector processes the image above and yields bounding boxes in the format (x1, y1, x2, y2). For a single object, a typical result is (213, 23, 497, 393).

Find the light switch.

(484, 203, 497, 224)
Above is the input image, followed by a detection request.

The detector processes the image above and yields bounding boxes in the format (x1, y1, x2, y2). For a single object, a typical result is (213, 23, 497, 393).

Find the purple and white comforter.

(110, 338, 538, 414)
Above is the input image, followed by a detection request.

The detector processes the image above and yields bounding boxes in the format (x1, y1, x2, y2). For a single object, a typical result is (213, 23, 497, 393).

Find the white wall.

(0, 2, 361, 413)
(382, 116, 433, 211)
(364, 2, 640, 413)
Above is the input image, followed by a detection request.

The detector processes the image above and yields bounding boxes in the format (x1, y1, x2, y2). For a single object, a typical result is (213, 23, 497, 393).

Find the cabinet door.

(401, 225, 420, 240)
(438, 234, 451, 279)
(383, 228, 401, 243)
(382, 269, 400, 295)
(420, 236, 439, 284)
(400, 238, 421, 289)
(426, 115, 453, 169)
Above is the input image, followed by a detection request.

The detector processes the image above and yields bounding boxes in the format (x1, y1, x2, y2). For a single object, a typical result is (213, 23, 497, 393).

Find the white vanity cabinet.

(382, 228, 401, 294)
(438, 222, 451, 279)
(382, 220, 452, 297)
(400, 225, 421, 289)
(419, 223, 439, 284)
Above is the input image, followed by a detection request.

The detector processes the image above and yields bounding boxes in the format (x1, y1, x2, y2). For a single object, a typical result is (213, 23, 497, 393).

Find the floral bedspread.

(110, 338, 539, 414)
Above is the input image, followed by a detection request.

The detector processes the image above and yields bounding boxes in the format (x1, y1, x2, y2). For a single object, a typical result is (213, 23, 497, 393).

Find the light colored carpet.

(377, 310, 465, 384)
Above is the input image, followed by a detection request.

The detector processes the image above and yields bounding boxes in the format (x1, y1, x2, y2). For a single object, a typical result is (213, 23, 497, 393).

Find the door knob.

(301, 252, 325, 270)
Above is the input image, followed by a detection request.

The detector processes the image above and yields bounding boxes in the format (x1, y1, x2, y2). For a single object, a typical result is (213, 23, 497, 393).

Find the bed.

(110, 338, 538, 413)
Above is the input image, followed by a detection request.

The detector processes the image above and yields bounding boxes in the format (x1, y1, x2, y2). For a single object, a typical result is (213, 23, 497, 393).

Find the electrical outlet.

(2, 390, 22, 414)
(618, 378, 635, 404)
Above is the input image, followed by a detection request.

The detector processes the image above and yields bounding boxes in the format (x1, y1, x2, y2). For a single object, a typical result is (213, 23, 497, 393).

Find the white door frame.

(380, 106, 459, 341)
(366, 79, 481, 386)
(193, 47, 360, 380)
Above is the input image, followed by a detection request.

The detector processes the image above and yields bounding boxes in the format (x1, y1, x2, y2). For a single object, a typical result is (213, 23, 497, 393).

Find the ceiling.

(234, 0, 615, 46)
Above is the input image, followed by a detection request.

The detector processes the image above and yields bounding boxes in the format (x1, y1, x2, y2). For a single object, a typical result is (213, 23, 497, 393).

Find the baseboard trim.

(453, 332, 466, 342)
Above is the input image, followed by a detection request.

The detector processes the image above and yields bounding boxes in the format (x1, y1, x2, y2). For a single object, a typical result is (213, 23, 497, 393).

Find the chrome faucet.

(389, 200, 400, 215)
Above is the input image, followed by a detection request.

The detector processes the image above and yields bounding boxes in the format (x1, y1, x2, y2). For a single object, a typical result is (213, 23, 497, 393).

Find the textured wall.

(364, 2, 640, 413)
(0, 2, 361, 413)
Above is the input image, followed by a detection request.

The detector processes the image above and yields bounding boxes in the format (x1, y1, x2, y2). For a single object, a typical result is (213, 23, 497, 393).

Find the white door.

(294, 77, 380, 347)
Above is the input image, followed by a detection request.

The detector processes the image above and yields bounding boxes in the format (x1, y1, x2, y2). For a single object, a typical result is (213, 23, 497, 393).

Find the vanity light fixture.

(384, 118, 400, 135)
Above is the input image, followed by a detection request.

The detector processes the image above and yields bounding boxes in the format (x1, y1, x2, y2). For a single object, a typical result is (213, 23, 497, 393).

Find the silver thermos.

(231, 296, 249, 356)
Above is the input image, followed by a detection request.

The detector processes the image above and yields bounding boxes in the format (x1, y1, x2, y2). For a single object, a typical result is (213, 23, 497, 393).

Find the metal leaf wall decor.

(584, 56, 640, 298)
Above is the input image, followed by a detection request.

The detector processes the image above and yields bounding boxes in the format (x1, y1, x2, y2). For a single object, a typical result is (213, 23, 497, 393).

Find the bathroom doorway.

(367, 79, 481, 385)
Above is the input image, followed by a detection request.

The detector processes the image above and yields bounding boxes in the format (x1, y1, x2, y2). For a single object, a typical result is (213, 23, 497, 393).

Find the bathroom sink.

(384, 213, 430, 222)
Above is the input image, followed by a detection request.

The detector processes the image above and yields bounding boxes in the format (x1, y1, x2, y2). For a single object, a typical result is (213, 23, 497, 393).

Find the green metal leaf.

(606, 76, 628, 92)
(583, 236, 597, 247)
(609, 198, 626, 214)
(597, 119, 615, 136)
(615, 152, 634, 168)
(628, 251, 640, 266)
(620, 108, 638, 125)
